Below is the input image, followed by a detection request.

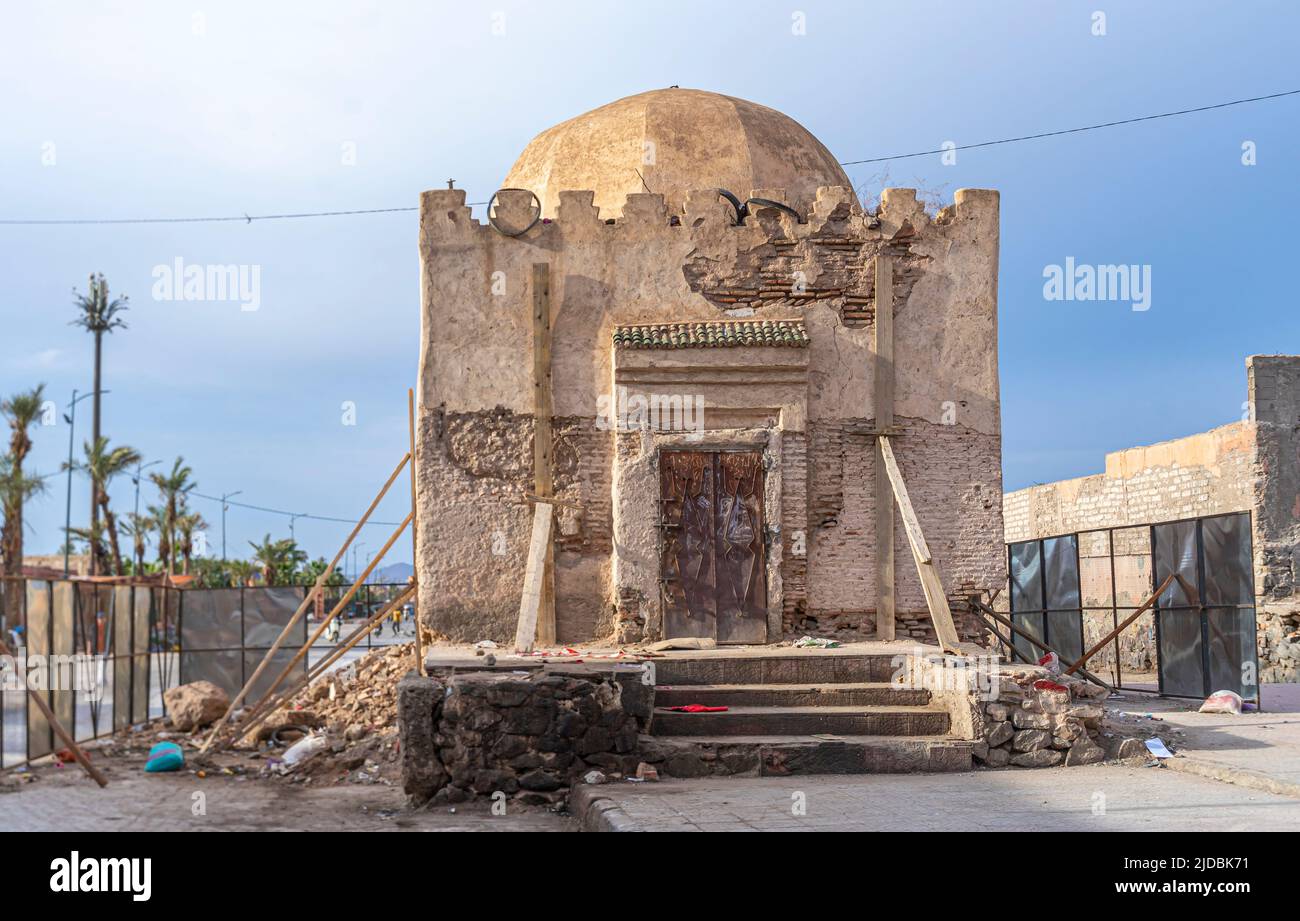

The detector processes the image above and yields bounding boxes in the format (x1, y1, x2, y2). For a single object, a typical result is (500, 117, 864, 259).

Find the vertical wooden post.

(408, 388, 422, 672)
(873, 254, 896, 640)
(531, 263, 556, 646)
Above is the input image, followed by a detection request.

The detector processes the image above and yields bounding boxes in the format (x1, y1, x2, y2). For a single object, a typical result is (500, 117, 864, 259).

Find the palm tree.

(71, 274, 128, 574)
(123, 512, 153, 576)
(226, 559, 255, 587)
(149, 458, 195, 576)
(147, 503, 171, 573)
(175, 509, 207, 575)
(248, 534, 306, 587)
(1, 385, 47, 621)
(66, 437, 140, 576)
(63, 523, 104, 566)
(1, 459, 47, 578)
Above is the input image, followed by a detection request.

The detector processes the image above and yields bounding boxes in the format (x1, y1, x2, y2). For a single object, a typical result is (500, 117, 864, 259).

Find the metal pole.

(62, 389, 78, 578)
(221, 490, 242, 561)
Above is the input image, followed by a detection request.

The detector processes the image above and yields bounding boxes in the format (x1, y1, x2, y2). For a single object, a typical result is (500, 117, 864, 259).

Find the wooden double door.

(658, 450, 768, 644)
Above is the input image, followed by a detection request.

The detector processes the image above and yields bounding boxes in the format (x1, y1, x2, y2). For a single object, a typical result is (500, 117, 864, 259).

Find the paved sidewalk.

(573, 764, 1300, 831)
(1106, 685, 1300, 795)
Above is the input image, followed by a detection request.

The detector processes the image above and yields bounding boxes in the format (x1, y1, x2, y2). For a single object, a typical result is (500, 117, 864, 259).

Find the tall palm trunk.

(101, 497, 124, 575)
(89, 331, 102, 576)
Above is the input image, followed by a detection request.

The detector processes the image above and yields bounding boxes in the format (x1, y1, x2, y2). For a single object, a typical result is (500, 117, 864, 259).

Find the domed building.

(414, 89, 1004, 651)
(502, 88, 852, 219)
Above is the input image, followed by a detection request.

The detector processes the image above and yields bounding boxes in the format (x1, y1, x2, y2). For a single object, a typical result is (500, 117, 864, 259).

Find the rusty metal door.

(659, 451, 767, 644)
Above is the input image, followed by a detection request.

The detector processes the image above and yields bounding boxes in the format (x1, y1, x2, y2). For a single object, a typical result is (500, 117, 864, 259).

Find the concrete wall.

(416, 184, 1004, 644)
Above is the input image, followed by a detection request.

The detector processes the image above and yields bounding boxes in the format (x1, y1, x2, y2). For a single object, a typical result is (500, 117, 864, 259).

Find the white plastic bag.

(282, 732, 328, 766)
(1037, 651, 1061, 674)
(1198, 689, 1243, 715)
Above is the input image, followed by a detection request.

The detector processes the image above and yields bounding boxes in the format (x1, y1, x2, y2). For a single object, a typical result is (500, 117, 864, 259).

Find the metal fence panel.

(51, 582, 76, 741)
(243, 587, 306, 647)
(1203, 513, 1253, 606)
(25, 582, 52, 760)
(1158, 607, 1204, 697)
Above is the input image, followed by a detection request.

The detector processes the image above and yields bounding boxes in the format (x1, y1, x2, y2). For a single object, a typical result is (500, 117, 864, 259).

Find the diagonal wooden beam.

(878, 435, 960, 653)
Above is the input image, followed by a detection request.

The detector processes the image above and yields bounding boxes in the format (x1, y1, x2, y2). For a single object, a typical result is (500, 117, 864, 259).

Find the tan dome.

(503, 88, 850, 219)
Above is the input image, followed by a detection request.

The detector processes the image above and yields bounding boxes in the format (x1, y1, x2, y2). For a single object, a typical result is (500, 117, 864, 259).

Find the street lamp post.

(130, 459, 161, 575)
(62, 388, 101, 578)
(220, 491, 242, 561)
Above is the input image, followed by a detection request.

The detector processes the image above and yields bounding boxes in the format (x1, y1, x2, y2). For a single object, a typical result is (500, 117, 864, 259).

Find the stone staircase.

(645, 652, 976, 776)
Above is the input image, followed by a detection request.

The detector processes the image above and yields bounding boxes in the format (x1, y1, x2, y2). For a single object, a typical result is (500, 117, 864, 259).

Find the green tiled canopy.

(612, 319, 809, 350)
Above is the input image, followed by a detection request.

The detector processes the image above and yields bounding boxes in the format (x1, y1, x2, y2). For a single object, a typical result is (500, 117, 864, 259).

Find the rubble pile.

(249, 643, 420, 784)
(975, 666, 1146, 768)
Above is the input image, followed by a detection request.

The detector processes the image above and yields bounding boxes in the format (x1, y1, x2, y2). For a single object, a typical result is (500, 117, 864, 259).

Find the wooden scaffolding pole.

(198, 452, 410, 757)
(233, 585, 417, 745)
(531, 262, 556, 646)
(873, 253, 896, 640)
(0, 636, 108, 787)
(877, 435, 962, 654)
(514, 501, 554, 653)
(408, 388, 422, 674)
(230, 511, 412, 736)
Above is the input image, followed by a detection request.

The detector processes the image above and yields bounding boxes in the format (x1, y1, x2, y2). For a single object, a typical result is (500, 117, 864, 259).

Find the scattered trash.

(793, 636, 840, 648)
(474, 640, 498, 649)
(583, 770, 607, 785)
(1036, 652, 1061, 674)
(282, 732, 328, 767)
(1198, 689, 1244, 715)
(635, 762, 659, 782)
(145, 741, 185, 773)
(1144, 738, 1174, 759)
(663, 704, 728, 713)
(1032, 679, 1069, 694)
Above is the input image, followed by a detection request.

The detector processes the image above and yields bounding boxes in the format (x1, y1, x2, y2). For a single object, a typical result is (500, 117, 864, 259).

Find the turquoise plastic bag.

(145, 741, 184, 773)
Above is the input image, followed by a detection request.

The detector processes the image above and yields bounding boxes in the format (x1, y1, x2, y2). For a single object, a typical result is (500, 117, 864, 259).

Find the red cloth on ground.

(664, 704, 728, 713)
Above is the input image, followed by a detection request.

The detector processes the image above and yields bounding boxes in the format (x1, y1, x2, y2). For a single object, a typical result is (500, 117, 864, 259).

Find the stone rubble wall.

(397, 668, 653, 807)
(975, 666, 1116, 768)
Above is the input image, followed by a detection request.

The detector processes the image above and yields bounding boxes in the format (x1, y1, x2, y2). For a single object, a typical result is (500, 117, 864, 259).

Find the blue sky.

(1, 0, 1296, 567)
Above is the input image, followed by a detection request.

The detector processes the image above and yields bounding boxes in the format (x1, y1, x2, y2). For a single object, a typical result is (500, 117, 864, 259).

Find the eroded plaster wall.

(416, 184, 1003, 644)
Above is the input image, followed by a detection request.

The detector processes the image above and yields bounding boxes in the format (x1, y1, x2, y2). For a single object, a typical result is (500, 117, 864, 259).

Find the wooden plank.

(878, 435, 931, 563)
(514, 502, 554, 653)
(877, 435, 960, 653)
(0, 636, 108, 787)
(199, 452, 411, 757)
(872, 254, 895, 640)
(408, 388, 422, 672)
(531, 262, 556, 646)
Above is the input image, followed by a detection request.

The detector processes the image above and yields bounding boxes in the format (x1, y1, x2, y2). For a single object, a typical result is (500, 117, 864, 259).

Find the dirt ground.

(0, 746, 571, 831)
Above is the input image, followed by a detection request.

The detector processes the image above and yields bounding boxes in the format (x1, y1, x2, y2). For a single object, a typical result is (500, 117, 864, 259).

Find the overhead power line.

(189, 490, 404, 527)
(2, 89, 1295, 226)
(838, 88, 1300, 166)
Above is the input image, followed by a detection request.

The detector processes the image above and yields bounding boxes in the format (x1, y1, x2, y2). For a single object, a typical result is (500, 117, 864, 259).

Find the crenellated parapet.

(419, 184, 998, 251)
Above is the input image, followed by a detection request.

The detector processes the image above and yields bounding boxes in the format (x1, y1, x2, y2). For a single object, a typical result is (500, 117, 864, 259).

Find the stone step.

(651, 653, 903, 686)
(651, 704, 950, 738)
(655, 682, 931, 708)
(641, 734, 975, 776)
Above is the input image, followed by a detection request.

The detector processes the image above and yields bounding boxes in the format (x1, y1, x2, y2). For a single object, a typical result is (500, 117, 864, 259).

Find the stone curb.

(569, 784, 643, 832)
(1162, 755, 1300, 800)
